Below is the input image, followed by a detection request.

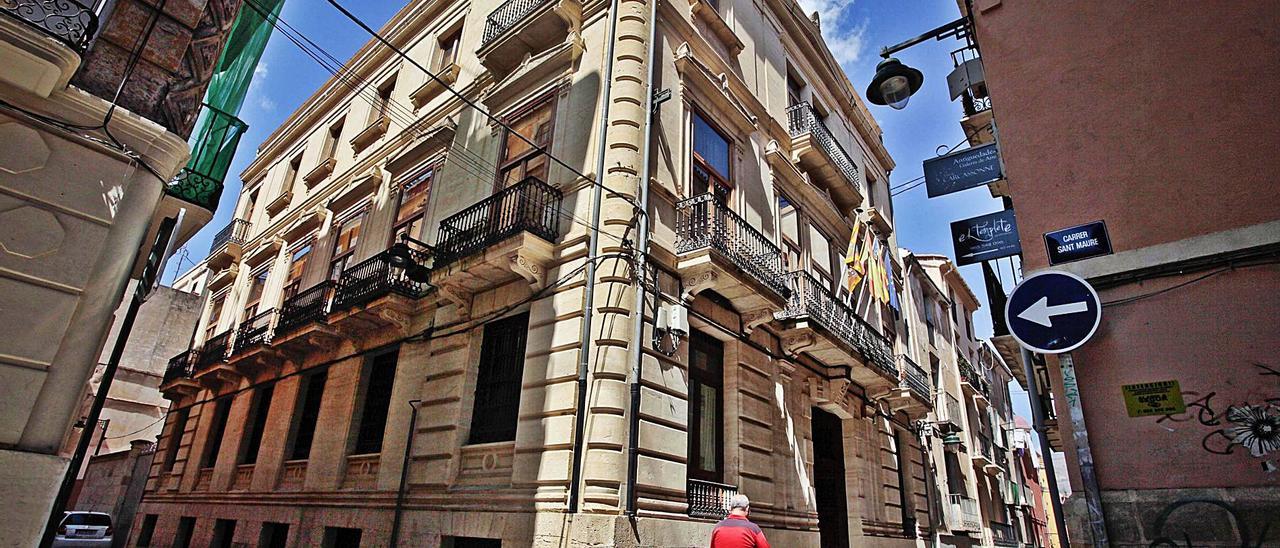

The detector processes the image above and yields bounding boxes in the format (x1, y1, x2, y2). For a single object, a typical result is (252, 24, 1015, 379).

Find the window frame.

(287, 368, 328, 461)
(390, 160, 438, 244)
(468, 312, 531, 445)
(282, 241, 313, 300)
(200, 397, 234, 469)
(242, 267, 270, 320)
(323, 117, 345, 161)
(436, 27, 462, 72)
(350, 348, 400, 455)
(687, 330, 724, 482)
(496, 95, 557, 189)
(328, 209, 366, 281)
(237, 384, 275, 465)
(690, 109, 733, 200)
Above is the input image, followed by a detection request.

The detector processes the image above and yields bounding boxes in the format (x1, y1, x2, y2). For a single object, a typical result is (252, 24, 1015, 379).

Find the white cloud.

(248, 63, 276, 112)
(796, 0, 855, 29)
(825, 19, 868, 68)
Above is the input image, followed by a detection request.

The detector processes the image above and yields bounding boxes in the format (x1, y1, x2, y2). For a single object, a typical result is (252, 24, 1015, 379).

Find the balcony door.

(812, 407, 849, 548)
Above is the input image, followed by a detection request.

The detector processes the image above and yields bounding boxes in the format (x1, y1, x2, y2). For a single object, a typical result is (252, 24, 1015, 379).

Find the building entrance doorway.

(812, 407, 849, 548)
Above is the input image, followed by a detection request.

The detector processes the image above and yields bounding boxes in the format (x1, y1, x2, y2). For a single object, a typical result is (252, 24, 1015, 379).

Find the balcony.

(786, 102, 864, 212)
(273, 282, 341, 356)
(229, 309, 281, 370)
(166, 105, 248, 212)
(936, 392, 964, 434)
(948, 494, 982, 532)
(302, 157, 336, 188)
(991, 522, 1019, 547)
(886, 354, 932, 419)
(972, 433, 994, 471)
(192, 331, 239, 387)
(675, 194, 790, 318)
(960, 89, 994, 146)
(351, 115, 389, 153)
(410, 63, 460, 108)
(0, 0, 96, 96)
(687, 478, 737, 520)
(207, 219, 249, 270)
(476, 0, 582, 77)
(431, 176, 561, 314)
(959, 356, 991, 406)
(159, 350, 200, 399)
(329, 248, 431, 335)
(775, 271, 897, 392)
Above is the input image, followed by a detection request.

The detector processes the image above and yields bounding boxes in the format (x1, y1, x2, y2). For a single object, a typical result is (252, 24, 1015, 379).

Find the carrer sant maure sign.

(951, 209, 1020, 266)
(923, 142, 1003, 198)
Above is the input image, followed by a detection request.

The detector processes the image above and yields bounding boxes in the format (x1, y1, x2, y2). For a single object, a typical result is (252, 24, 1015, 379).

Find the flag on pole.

(843, 221, 867, 293)
(885, 245, 899, 310)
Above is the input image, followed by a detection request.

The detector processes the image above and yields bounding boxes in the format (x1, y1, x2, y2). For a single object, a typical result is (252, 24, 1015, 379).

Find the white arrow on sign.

(1017, 297, 1089, 327)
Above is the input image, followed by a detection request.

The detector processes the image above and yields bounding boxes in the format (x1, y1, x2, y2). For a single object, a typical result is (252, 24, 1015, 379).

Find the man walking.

(710, 494, 770, 548)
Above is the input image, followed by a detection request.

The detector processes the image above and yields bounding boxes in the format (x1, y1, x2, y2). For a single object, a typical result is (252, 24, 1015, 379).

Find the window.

(786, 71, 805, 108)
(205, 294, 226, 341)
(211, 519, 236, 548)
(468, 313, 530, 444)
(688, 331, 723, 481)
(283, 243, 312, 300)
(260, 523, 290, 548)
(289, 369, 328, 460)
(966, 311, 975, 342)
(352, 350, 399, 455)
(322, 527, 362, 548)
(923, 298, 936, 346)
(201, 398, 233, 468)
(324, 118, 345, 160)
(244, 190, 259, 224)
(436, 28, 461, 71)
(778, 194, 801, 270)
(243, 269, 269, 320)
(283, 154, 302, 195)
(692, 111, 731, 199)
(174, 517, 196, 548)
(808, 225, 833, 290)
(498, 98, 556, 187)
(136, 514, 158, 547)
(370, 74, 396, 124)
(329, 212, 364, 280)
(238, 385, 275, 464)
(161, 408, 189, 472)
(391, 163, 436, 244)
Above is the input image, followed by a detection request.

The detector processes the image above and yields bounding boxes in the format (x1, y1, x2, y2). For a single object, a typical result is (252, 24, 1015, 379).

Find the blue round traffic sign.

(1004, 270, 1101, 354)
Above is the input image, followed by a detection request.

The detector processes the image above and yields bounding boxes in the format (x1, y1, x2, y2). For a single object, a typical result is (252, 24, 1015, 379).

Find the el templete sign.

(923, 142, 1003, 198)
(951, 209, 1021, 266)
(1122, 380, 1186, 417)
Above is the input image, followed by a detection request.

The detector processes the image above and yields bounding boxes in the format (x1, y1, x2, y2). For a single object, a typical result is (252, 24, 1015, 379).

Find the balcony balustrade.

(991, 522, 1019, 547)
(937, 392, 964, 434)
(167, 105, 248, 211)
(776, 270, 897, 392)
(675, 194, 790, 316)
(193, 330, 240, 387)
(687, 478, 738, 520)
(328, 248, 431, 336)
(900, 354, 931, 403)
(786, 102, 864, 211)
(1, 0, 98, 53)
(973, 432, 995, 470)
(477, 0, 582, 76)
(206, 218, 250, 270)
(948, 494, 982, 532)
(959, 355, 991, 404)
(159, 349, 200, 398)
(232, 309, 275, 356)
(276, 282, 332, 336)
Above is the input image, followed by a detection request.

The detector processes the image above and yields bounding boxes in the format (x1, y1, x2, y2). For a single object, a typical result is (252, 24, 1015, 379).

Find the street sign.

(1045, 220, 1112, 265)
(951, 209, 1021, 266)
(1121, 380, 1186, 417)
(1005, 270, 1102, 354)
(924, 142, 1003, 198)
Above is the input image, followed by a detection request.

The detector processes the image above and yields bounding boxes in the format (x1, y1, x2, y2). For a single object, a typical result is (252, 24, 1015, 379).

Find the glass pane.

(699, 384, 718, 473)
(693, 113, 730, 180)
(779, 195, 798, 242)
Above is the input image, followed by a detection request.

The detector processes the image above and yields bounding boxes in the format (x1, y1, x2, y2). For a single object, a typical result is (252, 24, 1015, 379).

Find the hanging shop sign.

(924, 142, 1003, 198)
(1044, 221, 1112, 265)
(1121, 380, 1186, 418)
(951, 209, 1020, 266)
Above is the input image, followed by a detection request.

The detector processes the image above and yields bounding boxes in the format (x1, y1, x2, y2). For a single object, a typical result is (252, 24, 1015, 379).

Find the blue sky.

(164, 0, 1034, 423)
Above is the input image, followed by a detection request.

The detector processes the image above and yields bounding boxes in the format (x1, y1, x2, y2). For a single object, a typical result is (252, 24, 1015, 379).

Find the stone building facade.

(133, 0, 960, 545)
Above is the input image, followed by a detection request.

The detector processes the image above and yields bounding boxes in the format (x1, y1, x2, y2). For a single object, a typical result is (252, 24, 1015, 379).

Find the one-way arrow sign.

(1005, 270, 1102, 354)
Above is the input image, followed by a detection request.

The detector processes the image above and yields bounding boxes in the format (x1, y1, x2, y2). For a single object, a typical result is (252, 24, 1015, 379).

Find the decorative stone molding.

(742, 308, 774, 333)
(510, 252, 546, 289)
(437, 281, 473, 319)
(681, 269, 718, 301)
(781, 332, 815, 356)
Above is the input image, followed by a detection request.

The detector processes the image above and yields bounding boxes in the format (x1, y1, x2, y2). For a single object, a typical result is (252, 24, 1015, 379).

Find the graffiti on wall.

(1147, 499, 1275, 547)
(1158, 363, 1280, 472)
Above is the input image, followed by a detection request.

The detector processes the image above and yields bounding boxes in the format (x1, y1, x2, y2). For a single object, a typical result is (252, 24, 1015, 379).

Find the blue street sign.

(1044, 221, 1113, 265)
(1005, 270, 1102, 354)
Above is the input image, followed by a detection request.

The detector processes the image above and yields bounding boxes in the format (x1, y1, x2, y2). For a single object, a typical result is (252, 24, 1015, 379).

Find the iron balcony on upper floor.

(675, 193, 791, 318)
(786, 102, 865, 213)
(166, 104, 249, 212)
(774, 270, 899, 394)
(885, 353, 932, 419)
(476, 0, 583, 76)
(1, 0, 97, 53)
(936, 391, 964, 435)
(958, 355, 991, 405)
(207, 218, 249, 272)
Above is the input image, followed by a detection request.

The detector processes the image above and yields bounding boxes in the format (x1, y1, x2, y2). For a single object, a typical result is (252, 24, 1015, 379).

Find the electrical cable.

(101, 414, 166, 440)
(888, 122, 991, 196)
(1101, 258, 1280, 308)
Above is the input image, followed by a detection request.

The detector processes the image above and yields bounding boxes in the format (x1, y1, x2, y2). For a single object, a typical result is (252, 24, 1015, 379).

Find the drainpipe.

(569, 0, 624, 514)
(623, 0, 662, 517)
(389, 399, 422, 547)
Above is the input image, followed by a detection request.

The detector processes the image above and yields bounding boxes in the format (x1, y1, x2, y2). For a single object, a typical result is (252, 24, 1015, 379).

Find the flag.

(842, 221, 866, 293)
(885, 246, 900, 310)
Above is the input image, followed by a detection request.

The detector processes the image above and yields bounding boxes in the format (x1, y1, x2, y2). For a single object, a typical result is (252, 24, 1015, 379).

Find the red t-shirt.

(710, 515, 771, 548)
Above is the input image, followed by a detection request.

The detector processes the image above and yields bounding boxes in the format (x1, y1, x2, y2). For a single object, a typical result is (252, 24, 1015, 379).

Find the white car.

(52, 511, 113, 547)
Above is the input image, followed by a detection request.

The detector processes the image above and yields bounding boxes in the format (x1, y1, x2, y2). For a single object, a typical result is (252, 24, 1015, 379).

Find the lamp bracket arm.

(878, 17, 968, 58)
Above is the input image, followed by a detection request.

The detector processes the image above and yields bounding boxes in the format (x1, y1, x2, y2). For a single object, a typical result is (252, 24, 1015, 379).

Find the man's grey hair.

(728, 494, 751, 510)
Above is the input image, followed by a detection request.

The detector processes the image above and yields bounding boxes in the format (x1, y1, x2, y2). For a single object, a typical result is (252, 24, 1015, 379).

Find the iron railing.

(961, 90, 992, 117)
(786, 102, 862, 191)
(434, 176, 562, 268)
(1, 0, 98, 52)
(937, 392, 964, 430)
(991, 522, 1019, 546)
(899, 354, 930, 402)
(777, 270, 894, 376)
(196, 331, 232, 370)
(996, 448, 1009, 470)
(332, 248, 431, 311)
(977, 433, 994, 461)
(948, 494, 982, 532)
(481, 0, 553, 45)
(687, 478, 738, 519)
(209, 218, 250, 254)
(168, 105, 248, 211)
(232, 309, 275, 355)
(162, 349, 196, 385)
(676, 194, 790, 298)
(276, 282, 332, 335)
(958, 355, 991, 399)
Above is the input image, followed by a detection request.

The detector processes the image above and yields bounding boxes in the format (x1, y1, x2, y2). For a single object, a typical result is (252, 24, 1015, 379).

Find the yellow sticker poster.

(1121, 380, 1186, 417)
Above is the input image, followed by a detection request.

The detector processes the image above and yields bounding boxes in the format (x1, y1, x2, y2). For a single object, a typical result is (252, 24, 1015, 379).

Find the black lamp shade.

(386, 242, 413, 269)
(406, 264, 432, 283)
(866, 57, 924, 109)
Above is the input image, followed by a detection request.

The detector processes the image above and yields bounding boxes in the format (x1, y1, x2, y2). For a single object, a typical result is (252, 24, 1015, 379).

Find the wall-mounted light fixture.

(386, 234, 435, 283)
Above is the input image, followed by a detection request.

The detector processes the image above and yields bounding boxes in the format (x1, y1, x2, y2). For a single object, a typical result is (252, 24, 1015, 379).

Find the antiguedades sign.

(1044, 220, 1113, 265)
(951, 209, 1021, 266)
(923, 142, 1003, 198)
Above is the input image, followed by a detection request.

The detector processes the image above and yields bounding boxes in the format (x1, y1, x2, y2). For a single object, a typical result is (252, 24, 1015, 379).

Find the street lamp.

(386, 234, 434, 284)
(866, 57, 924, 110)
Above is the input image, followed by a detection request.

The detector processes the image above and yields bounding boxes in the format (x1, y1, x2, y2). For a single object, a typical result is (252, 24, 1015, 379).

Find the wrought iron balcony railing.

(937, 392, 964, 430)
(481, 0, 554, 45)
(958, 355, 991, 398)
(777, 270, 895, 376)
(675, 194, 790, 299)
(961, 90, 992, 118)
(1, 0, 98, 52)
(991, 522, 1019, 546)
(785, 102, 862, 190)
(232, 309, 275, 355)
(276, 282, 332, 335)
(687, 478, 738, 520)
(209, 218, 250, 254)
(167, 104, 248, 211)
(196, 331, 232, 370)
(899, 354, 930, 402)
(162, 349, 196, 385)
(977, 433, 994, 460)
(332, 248, 431, 312)
(434, 176, 562, 268)
(948, 494, 982, 532)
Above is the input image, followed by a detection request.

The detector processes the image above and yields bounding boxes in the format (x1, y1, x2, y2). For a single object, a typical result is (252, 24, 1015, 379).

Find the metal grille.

(434, 176, 562, 268)
(277, 282, 332, 335)
(958, 355, 991, 399)
(991, 522, 1019, 546)
(785, 102, 862, 191)
(948, 494, 982, 531)
(687, 478, 737, 519)
(209, 218, 250, 254)
(162, 349, 196, 385)
(468, 313, 530, 444)
(196, 331, 232, 370)
(331, 248, 431, 312)
(776, 270, 894, 376)
(899, 354, 930, 402)
(675, 194, 790, 299)
(233, 309, 275, 355)
(937, 392, 964, 430)
(0, 0, 98, 52)
(481, 0, 554, 45)
(961, 90, 992, 117)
